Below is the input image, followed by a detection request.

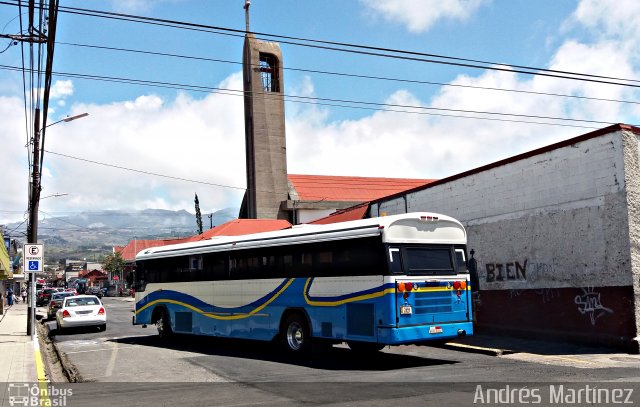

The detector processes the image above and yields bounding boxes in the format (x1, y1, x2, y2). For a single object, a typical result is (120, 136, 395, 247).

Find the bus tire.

(282, 313, 310, 354)
(155, 308, 173, 340)
(347, 341, 385, 353)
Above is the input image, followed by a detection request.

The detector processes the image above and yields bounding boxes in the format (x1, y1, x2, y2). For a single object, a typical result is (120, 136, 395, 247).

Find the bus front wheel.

(282, 314, 310, 353)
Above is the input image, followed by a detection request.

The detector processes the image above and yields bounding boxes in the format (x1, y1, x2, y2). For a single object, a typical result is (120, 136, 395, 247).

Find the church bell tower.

(240, 0, 289, 220)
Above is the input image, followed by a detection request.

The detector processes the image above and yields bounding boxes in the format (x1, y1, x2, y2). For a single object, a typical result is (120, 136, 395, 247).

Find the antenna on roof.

(244, 0, 251, 33)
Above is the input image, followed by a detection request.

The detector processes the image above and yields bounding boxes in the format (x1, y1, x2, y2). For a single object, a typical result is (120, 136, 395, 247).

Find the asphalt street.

(36, 297, 640, 407)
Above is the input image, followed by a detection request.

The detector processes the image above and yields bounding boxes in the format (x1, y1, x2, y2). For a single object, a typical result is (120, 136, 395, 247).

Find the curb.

(441, 341, 513, 356)
(37, 318, 83, 383)
(0, 304, 11, 323)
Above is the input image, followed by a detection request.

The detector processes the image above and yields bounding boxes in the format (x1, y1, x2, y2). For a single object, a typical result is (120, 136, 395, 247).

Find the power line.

(44, 149, 247, 191)
(44, 3, 640, 88)
(2, 0, 640, 87)
(57, 41, 640, 107)
(43, 149, 434, 201)
(2, 3, 636, 130)
(0, 64, 611, 128)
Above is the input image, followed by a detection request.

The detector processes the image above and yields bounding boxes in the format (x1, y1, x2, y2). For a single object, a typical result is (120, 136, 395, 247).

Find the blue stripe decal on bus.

(135, 278, 294, 320)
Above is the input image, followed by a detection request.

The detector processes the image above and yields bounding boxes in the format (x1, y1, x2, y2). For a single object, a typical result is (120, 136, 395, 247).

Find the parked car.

(105, 286, 118, 297)
(86, 287, 103, 298)
(36, 288, 58, 306)
(55, 295, 106, 332)
(47, 292, 76, 319)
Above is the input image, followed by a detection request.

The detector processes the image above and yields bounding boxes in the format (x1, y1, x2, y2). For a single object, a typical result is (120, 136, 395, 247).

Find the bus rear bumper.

(377, 321, 474, 345)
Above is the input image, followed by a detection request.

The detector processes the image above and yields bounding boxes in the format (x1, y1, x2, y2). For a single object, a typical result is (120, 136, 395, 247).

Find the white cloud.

(572, 0, 640, 42)
(359, 0, 489, 33)
(287, 0, 640, 182)
(50, 80, 74, 99)
(0, 96, 31, 225)
(1, 73, 247, 224)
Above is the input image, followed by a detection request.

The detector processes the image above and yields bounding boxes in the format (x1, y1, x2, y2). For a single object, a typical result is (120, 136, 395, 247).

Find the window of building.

(259, 53, 279, 92)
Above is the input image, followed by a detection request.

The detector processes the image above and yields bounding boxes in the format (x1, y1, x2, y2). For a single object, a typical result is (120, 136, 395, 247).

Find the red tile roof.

(288, 174, 434, 202)
(116, 219, 292, 261)
(186, 219, 292, 242)
(116, 238, 187, 262)
(310, 203, 370, 225)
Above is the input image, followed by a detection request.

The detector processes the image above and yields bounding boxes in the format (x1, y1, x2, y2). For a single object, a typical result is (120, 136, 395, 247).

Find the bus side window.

(454, 248, 467, 273)
(388, 248, 402, 274)
(283, 254, 293, 276)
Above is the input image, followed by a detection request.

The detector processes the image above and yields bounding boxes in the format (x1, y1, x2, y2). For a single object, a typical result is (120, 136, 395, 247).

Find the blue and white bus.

(132, 212, 473, 353)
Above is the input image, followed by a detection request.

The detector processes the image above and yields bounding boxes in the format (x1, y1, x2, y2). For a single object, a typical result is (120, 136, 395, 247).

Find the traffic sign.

(23, 244, 44, 273)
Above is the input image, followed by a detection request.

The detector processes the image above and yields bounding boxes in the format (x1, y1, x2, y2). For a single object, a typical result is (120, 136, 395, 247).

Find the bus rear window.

(404, 247, 453, 275)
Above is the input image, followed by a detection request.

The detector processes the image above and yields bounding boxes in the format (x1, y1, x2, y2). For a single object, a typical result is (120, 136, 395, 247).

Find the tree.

(102, 251, 125, 276)
(194, 193, 203, 235)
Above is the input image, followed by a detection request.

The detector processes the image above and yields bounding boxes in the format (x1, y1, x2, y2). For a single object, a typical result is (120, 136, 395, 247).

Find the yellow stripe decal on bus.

(136, 278, 294, 320)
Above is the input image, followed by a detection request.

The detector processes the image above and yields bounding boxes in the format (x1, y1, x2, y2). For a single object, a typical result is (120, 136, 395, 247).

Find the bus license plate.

(400, 305, 412, 315)
(429, 326, 443, 334)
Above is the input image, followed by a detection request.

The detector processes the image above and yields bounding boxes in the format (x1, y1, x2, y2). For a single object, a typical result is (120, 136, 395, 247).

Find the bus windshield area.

(390, 245, 468, 276)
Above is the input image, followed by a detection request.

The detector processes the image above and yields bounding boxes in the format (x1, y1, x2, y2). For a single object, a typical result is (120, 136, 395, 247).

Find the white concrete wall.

(298, 209, 339, 224)
(625, 131, 640, 340)
(372, 130, 633, 290)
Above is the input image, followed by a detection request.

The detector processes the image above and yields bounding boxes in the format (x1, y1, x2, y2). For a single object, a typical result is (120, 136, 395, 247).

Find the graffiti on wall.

(574, 287, 613, 326)
(485, 260, 527, 282)
(534, 288, 560, 304)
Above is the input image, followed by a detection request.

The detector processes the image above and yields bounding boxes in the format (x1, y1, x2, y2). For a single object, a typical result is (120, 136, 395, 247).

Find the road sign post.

(23, 244, 43, 340)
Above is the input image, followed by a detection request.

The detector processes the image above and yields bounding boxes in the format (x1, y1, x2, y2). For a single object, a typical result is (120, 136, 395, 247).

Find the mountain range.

(2, 208, 238, 264)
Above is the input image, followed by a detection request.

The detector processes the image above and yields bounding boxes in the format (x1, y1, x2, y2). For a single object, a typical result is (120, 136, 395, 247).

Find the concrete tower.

(240, 1, 289, 220)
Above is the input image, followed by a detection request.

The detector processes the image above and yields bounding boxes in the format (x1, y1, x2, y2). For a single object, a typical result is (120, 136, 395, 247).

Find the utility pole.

(208, 213, 213, 229)
(22, 0, 61, 337)
(26, 108, 41, 336)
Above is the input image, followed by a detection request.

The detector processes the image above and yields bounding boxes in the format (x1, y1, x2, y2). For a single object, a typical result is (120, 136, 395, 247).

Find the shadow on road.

(109, 333, 458, 371)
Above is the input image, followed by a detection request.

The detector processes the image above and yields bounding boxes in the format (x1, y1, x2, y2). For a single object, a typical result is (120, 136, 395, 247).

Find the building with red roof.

(284, 174, 433, 224)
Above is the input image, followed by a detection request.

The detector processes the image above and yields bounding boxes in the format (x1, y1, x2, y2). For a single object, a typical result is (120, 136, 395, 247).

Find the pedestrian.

(21, 288, 27, 303)
(6, 288, 13, 306)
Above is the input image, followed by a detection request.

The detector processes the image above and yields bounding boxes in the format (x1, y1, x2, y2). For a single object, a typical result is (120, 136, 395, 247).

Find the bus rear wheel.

(282, 314, 310, 353)
(156, 309, 173, 340)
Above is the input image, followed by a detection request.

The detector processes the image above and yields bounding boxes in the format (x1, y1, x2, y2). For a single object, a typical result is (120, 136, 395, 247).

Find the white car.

(55, 295, 107, 332)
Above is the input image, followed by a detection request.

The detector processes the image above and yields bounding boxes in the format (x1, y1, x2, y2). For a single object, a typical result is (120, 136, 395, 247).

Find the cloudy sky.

(1, 0, 639, 226)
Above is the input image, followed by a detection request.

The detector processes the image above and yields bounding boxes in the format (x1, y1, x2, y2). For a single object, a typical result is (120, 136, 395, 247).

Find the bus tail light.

(453, 281, 461, 290)
(62, 310, 70, 318)
(460, 281, 467, 289)
(397, 282, 406, 292)
(405, 282, 414, 291)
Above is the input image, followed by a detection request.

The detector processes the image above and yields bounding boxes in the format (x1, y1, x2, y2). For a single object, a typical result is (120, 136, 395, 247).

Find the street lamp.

(26, 111, 88, 337)
(28, 113, 87, 242)
(40, 193, 69, 200)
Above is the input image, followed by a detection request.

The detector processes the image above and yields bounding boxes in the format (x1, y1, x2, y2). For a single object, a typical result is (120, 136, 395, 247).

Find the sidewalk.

(444, 332, 629, 356)
(0, 301, 42, 383)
